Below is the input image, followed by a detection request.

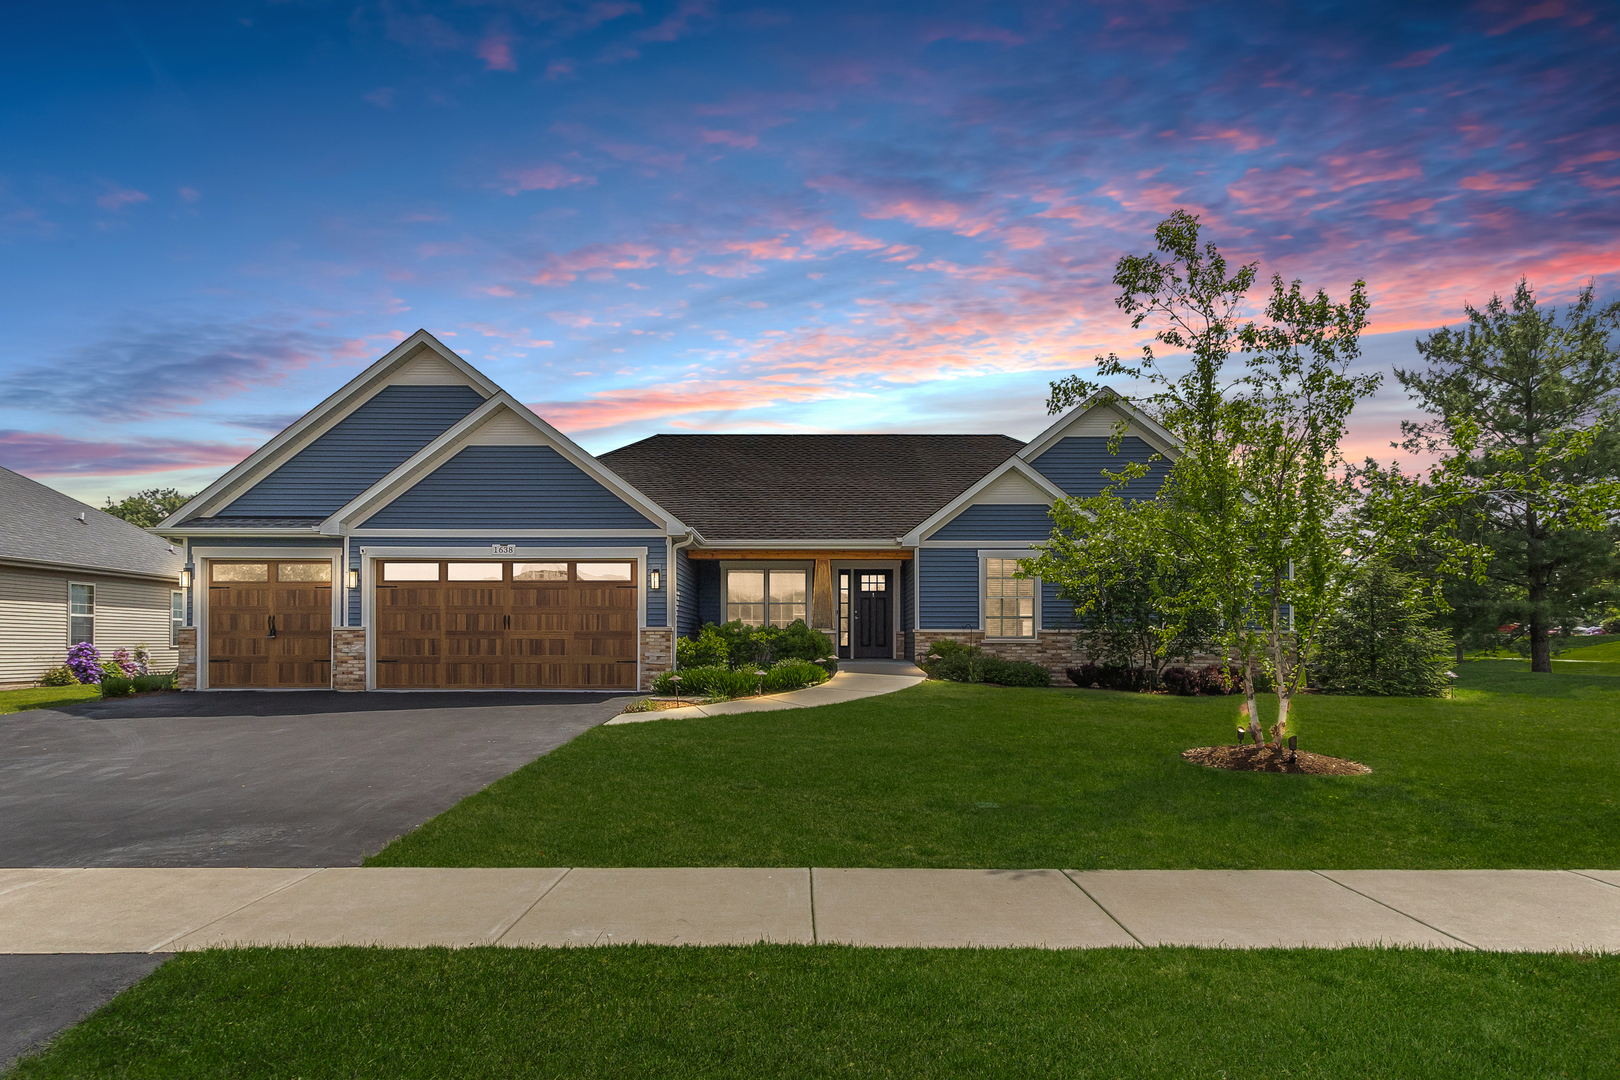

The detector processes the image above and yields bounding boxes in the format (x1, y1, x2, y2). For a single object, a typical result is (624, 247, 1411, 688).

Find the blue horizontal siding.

(929, 503, 1054, 542)
(695, 560, 722, 627)
(919, 548, 979, 629)
(347, 536, 665, 627)
(362, 445, 657, 530)
(1029, 436, 1170, 500)
(675, 547, 700, 637)
(224, 385, 487, 517)
(1042, 579, 1077, 630)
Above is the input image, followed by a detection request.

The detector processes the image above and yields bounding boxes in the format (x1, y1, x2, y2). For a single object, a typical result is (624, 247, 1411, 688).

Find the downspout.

(671, 531, 697, 670)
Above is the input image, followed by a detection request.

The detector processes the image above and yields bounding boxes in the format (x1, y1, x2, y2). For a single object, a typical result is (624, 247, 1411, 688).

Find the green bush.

(1314, 560, 1452, 697)
(761, 659, 830, 693)
(133, 671, 176, 693)
(100, 675, 134, 698)
(923, 640, 1050, 687)
(651, 666, 757, 700)
(677, 620, 834, 670)
(676, 625, 731, 669)
(40, 665, 78, 687)
(99, 660, 124, 680)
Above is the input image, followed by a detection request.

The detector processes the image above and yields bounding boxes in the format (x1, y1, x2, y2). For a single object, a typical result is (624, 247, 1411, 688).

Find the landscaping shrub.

(925, 641, 1051, 687)
(1072, 661, 1260, 694)
(40, 665, 78, 687)
(66, 642, 102, 685)
(100, 675, 134, 698)
(1314, 560, 1452, 697)
(761, 659, 830, 693)
(651, 665, 757, 700)
(1066, 662, 1149, 691)
(133, 671, 176, 693)
(111, 646, 139, 677)
(99, 660, 125, 680)
(675, 625, 731, 669)
(677, 620, 835, 671)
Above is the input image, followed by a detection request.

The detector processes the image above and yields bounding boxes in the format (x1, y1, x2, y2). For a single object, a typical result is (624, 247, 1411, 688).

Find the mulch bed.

(1182, 744, 1371, 776)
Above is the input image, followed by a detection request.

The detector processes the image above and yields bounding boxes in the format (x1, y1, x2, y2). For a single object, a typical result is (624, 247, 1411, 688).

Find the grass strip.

(0, 685, 99, 715)
(10, 945, 1614, 1079)
(368, 664, 1620, 870)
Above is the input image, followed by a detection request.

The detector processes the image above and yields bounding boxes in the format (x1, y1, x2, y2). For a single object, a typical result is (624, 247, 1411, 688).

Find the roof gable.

(1016, 387, 1180, 463)
(901, 457, 1066, 545)
(161, 331, 498, 527)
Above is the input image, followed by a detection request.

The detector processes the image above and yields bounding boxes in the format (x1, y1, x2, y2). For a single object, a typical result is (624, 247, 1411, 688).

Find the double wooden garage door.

(376, 559, 638, 689)
(208, 560, 333, 688)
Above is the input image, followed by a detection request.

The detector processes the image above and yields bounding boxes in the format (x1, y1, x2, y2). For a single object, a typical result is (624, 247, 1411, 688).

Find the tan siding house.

(0, 467, 183, 686)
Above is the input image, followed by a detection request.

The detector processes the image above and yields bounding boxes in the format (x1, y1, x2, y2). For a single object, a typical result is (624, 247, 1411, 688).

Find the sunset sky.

(3, 1, 1617, 504)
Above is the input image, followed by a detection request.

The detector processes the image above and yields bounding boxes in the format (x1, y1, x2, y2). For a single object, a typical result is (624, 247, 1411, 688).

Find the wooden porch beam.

(686, 549, 912, 561)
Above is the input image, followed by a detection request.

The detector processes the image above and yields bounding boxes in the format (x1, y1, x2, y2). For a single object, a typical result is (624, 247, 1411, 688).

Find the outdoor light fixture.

(346, 569, 360, 589)
(178, 566, 192, 589)
(649, 568, 661, 590)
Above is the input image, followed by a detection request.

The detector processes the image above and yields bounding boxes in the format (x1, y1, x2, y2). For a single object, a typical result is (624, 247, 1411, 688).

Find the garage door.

(375, 560, 638, 689)
(207, 560, 333, 688)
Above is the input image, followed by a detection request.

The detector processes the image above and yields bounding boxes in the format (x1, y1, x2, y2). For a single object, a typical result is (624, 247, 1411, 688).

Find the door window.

(384, 562, 440, 581)
(212, 563, 268, 582)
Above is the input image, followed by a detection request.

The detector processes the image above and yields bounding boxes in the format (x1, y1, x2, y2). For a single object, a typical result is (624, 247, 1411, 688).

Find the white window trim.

(977, 550, 1041, 641)
(718, 561, 812, 628)
(170, 590, 186, 648)
(67, 581, 95, 647)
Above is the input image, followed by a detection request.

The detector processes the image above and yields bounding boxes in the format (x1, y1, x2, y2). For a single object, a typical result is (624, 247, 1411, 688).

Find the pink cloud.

(545, 59, 575, 80)
(1370, 198, 1439, 219)
(97, 186, 149, 211)
(477, 35, 517, 71)
(1192, 127, 1275, 152)
(1553, 150, 1620, 173)
(1486, 0, 1592, 35)
(1322, 154, 1423, 190)
(640, 0, 715, 42)
(527, 242, 660, 285)
(178, 187, 201, 203)
(1459, 173, 1537, 192)
(808, 176, 1000, 237)
(1391, 44, 1450, 68)
(502, 165, 595, 194)
(0, 431, 255, 477)
(700, 129, 758, 148)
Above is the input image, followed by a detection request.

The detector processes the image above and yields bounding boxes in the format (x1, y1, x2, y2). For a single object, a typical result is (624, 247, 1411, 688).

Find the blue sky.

(2, 0, 1616, 503)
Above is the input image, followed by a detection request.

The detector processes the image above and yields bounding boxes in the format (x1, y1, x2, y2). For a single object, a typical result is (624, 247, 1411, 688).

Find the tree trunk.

(1529, 616, 1552, 673)
(1455, 640, 1464, 668)
(1270, 615, 1290, 748)
(1244, 656, 1264, 747)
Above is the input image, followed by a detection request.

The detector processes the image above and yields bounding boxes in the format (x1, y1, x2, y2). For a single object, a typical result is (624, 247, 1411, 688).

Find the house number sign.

(491, 544, 517, 555)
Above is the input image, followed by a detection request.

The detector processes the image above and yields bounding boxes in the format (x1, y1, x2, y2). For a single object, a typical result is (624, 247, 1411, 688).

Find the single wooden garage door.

(207, 560, 333, 688)
(375, 560, 638, 689)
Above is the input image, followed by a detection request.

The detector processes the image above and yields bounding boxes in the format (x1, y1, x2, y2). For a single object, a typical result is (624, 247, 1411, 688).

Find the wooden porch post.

(812, 557, 834, 631)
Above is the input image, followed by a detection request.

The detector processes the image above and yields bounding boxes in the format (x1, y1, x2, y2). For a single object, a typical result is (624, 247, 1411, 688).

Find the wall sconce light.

(649, 568, 661, 590)
(178, 566, 193, 589)
(347, 569, 360, 589)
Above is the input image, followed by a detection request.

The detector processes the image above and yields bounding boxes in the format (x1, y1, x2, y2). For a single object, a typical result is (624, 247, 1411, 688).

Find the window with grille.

(69, 583, 94, 645)
(984, 558, 1034, 638)
(725, 569, 807, 628)
(170, 591, 185, 647)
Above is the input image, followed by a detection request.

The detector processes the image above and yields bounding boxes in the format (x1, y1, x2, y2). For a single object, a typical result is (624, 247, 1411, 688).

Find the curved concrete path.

(605, 662, 926, 724)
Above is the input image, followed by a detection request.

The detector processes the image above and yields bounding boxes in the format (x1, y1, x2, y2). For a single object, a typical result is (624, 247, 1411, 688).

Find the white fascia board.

(321, 393, 687, 535)
(901, 457, 1067, 546)
(1015, 387, 1182, 464)
(159, 331, 500, 528)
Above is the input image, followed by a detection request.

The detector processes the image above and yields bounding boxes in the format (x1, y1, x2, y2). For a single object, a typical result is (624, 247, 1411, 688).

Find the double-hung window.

(725, 569, 808, 628)
(984, 558, 1035, 638)
(170, 591, 186, 647)
(69, 583, 94, 645)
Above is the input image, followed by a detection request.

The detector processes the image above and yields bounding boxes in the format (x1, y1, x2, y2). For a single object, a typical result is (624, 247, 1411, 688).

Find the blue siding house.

(158, 330, 1177, 691)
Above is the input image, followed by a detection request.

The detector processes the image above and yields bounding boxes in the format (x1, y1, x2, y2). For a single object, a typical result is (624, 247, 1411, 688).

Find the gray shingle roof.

(599, 434, 1024, 541)
(0, 466, 184, 580)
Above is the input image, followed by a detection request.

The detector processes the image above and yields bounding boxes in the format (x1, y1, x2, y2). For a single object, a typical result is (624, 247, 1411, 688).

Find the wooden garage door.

(375, 560, 638, 689)
(207, 561, 333, 688)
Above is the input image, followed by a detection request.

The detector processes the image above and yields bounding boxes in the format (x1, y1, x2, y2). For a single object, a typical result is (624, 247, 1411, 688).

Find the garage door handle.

(267, 615, 277, 639)
(503, 614, 510, 629)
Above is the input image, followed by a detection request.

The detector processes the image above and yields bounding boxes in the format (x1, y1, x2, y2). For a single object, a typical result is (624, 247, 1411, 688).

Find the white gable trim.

(1016, 387, 1181, 464)
(900, 457, 1066, 546)
(321, 394, 687, 534)
(159, 331, 499, 528)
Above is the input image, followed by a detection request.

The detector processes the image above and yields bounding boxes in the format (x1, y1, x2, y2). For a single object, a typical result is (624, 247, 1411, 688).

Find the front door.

(852, 570, 893, 658)
(207, 560, 333, 688)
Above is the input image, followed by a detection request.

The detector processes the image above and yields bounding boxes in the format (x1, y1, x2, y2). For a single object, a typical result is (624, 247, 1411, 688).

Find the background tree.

(1396, 280, 1620, 672)
(103, 488, 194, 529)
(1313, 559, 1453, 697)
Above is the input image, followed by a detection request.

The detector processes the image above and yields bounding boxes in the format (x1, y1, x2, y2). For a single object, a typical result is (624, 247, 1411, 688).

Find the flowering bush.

(111, 647, 139, 677)
(67, 642, 103, 685)
(132, 645, 153, 676)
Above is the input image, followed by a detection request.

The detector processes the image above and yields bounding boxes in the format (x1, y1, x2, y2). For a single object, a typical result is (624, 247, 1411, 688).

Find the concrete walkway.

(606, 662, 926, 724)
(2, 867, 1617, 953)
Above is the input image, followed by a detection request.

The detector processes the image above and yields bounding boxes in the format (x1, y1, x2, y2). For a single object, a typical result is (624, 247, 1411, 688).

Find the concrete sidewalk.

(605, 664, 926, 724)
(2, 867, 1617, 953)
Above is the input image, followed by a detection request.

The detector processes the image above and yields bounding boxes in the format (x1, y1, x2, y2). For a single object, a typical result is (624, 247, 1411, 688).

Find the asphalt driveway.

(0, 690, 630, 868)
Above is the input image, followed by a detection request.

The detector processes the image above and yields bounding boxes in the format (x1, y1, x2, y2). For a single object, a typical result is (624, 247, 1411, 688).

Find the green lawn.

(368, 662, 1620, 869)
(10, 945, 1615, 1079)
(0, 684, 98, 715)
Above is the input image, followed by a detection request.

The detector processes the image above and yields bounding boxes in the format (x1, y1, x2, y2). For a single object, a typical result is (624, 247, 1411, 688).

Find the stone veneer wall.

(912, 629, 1088, 685)
(639, 628, 673, 691)
(176, 627, 197, 690)
(332, 628, 367, 691)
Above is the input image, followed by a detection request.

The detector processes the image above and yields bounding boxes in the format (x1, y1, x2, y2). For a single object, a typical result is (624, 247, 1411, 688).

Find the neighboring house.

(0, 466, 184, 686)
(157, 331, 1175, 692)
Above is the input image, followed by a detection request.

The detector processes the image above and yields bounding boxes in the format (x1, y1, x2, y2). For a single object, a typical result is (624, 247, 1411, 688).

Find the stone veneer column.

(332, 628, 368, 691)
(176, 627, 197, 690)
(639, 628, 674, 691)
